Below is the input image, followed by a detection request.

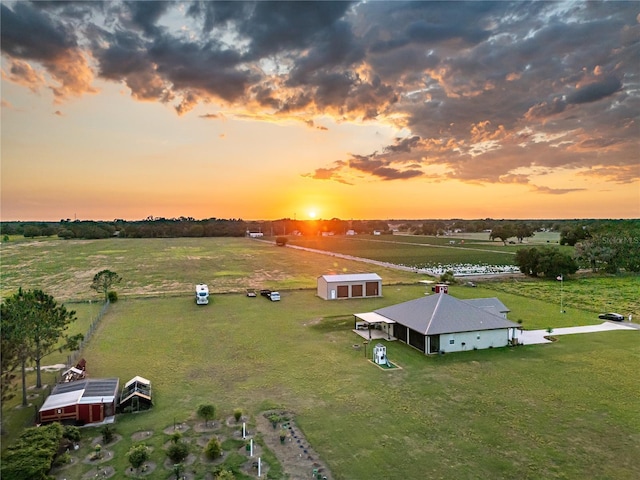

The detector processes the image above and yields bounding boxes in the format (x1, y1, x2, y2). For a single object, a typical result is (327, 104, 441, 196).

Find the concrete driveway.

(519, 321, 637, 345)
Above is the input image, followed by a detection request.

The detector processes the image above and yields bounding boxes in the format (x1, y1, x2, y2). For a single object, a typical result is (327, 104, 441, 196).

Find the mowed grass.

(68, 289, 640, 479)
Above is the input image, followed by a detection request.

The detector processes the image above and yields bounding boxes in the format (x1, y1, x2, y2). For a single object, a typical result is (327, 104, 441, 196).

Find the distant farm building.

(247, 231, 264, 238)
(354, 293, 519, 354)
(39, 378, 119, 426)
(317, 273, 382, 300)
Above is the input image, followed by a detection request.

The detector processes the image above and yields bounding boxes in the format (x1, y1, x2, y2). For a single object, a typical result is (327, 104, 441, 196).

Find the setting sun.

(308, 210, 318, 219)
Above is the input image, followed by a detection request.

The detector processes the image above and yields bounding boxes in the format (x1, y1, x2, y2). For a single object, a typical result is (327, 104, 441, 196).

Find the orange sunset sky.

(1, 1, 639, 221)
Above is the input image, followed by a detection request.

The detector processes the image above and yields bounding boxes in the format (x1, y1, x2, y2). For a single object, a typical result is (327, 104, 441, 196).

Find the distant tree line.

(0, 217, 394, 240)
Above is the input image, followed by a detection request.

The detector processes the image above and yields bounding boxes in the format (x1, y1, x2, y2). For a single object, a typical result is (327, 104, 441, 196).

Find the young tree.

(204, 437, 222, 460)
(90, 269, 122, 302)
(166, 442, 189, 463)
(197, 404, 216, 427)
(127, 444, 150, 475)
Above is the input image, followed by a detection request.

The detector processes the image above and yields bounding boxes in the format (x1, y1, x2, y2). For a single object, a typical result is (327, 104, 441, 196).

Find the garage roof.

(319, 273, 381, 283)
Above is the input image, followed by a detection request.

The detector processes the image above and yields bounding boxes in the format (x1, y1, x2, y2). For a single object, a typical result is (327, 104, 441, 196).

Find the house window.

(477, 334, 480, 340)
(449, 339, 455, 345)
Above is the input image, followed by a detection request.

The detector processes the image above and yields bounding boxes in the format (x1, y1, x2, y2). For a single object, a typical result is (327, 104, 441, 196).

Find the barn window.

(477, 334, 480, 340)
(449, 339, 455, 345)
(57, 409, 62, 414)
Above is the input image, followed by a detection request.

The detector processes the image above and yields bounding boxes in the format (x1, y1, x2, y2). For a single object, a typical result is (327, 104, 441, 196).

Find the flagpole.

(560, 274, 563, 313)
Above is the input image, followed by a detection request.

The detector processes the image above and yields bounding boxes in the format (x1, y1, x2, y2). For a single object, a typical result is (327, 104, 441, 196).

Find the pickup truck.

(260, 289, 281, 301)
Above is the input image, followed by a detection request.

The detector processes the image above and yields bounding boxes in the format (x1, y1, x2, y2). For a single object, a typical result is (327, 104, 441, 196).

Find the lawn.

(30, 288, 640, 479)
(2, 237, 639, 479)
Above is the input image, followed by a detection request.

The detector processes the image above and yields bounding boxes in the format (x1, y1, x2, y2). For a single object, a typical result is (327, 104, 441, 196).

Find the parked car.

(598, 312, 624, 322)
(246, 289, 257, 297)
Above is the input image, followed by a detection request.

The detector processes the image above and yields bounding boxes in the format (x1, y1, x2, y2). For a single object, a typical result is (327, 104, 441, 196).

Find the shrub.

(52, 451, 71, 467)
(275, 236, 287, 246)
(216, 469, 236, 480)
(204, 437, 222, 460)
(166, 442, 190, 463)
(170, 431, 182, 444)
(63, 425, 81, 443)
(101, 424, 115, 444)
(233, 408, 242, 422)
(107, 290, 118, 302)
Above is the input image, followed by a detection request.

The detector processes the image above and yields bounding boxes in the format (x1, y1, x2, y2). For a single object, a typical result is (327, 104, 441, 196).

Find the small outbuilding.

(119, 375, 152, 411)
(39, 378, 119, 426)
(317, 273, 382, 300)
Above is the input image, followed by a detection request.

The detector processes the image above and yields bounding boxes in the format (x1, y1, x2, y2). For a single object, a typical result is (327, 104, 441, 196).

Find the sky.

(1, 1, 639, 222)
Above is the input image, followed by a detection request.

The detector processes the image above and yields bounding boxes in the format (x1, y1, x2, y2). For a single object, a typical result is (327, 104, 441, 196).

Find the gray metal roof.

(319, 273, 381, 283)
(374, 293, 519, 335)
(463, 297, 510, 313)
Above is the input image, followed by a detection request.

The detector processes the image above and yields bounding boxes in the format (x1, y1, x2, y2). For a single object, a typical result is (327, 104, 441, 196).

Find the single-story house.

(39, 378, 119, 425)
(317, 273, 382, 300)
(354, 293, 519, 354)
(119, 375, 152, 411)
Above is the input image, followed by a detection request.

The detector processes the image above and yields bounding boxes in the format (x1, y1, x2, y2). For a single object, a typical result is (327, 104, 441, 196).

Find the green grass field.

(2, 237, 639, 479)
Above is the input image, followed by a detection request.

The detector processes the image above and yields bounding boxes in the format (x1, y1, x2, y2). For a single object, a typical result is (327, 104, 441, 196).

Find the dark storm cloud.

(239, 1, 354, 59)
(566, 77, 622, 105)
(2, 0, 638, 186)
(122, 0, 173, 36)
(0, 2, 77, 61)
(348, 154, 423, 181)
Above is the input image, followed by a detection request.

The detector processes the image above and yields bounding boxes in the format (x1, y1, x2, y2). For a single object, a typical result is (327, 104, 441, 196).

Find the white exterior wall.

(317, 277, 329, 299)
(439, 329, 510, 353)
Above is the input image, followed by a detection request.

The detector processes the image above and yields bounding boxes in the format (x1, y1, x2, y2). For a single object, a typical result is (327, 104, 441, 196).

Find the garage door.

(337, 285, 349, 298)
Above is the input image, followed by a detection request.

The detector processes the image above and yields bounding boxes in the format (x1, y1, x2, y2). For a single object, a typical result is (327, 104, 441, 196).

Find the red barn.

(39, 378, 119, 426)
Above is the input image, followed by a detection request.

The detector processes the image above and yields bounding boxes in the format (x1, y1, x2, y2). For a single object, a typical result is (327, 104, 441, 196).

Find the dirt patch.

(131, 430, 154, 442)
(258, 410, 332, 480)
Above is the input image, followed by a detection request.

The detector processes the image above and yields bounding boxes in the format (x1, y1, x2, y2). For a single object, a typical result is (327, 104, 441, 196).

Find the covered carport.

(353, 312, 396, 340)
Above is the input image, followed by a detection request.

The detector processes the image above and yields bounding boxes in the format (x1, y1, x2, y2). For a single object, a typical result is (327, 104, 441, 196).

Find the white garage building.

(317, 273, 382, 300)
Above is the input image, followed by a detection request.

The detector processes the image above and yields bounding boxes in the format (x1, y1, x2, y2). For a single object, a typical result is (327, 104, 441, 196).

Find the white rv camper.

(195, 284, 209, 305)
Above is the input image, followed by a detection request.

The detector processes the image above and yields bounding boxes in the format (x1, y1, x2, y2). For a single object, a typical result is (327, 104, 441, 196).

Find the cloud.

(531, 185, 586, 195)
(3, 58, 46, 92)
(302, 162, 353, 185)
(566, 76, 622, 104)
(1, 0, 637, 191)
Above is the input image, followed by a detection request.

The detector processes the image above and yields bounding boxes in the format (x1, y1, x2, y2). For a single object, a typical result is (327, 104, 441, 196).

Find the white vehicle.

(269, 291, 280, 301)
(195, 284, 209, 305)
